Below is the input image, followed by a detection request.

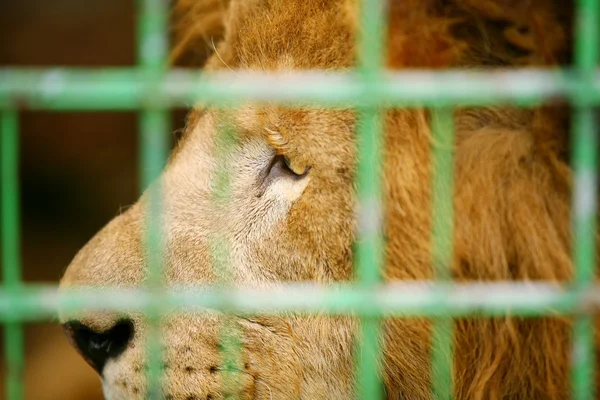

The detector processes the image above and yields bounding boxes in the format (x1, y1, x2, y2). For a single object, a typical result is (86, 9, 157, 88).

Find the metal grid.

(1, 0, 599, 399)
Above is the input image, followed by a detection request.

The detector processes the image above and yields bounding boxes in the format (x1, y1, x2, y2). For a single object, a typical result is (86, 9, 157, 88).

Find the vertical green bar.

(355, 110, 384, 400)
(430, 109, 455, 400)
(138, 0, 168, 71)
(211, 119, 243, 398)
(571, 0, 599, 399)
(139, 111, 169, 400)
(2, 109, 24, 400)
(571, 107, 598, 400)
(574, 0, 599, 74)
(355, 0, 386, 398)
(137, 0, 169, 399)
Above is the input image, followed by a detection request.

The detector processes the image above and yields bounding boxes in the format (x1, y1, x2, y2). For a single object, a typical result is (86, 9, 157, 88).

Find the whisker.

(255, 378, 273, 400)
(211, 36, 234, 72)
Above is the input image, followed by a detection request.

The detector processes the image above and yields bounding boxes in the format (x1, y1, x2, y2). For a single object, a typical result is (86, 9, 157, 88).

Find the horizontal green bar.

(1, 283, 597, 321)
(0, 68, 599, 110)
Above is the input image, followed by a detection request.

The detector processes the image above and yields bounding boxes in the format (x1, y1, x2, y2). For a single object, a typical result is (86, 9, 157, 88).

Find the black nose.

(63, 319, 134, 374)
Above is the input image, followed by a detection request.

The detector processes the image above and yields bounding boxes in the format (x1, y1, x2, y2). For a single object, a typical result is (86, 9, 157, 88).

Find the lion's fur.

(60, 0, 599, 399)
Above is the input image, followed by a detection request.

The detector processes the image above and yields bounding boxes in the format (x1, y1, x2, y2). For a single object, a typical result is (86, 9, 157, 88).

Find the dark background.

(0, 1, 190, 398)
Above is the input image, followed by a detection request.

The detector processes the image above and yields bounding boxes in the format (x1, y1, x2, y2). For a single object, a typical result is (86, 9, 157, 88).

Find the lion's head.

(59, 1, 589, 399)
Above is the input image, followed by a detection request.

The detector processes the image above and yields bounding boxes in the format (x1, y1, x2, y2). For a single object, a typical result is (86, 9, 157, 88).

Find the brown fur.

(60, 0, 598, 399)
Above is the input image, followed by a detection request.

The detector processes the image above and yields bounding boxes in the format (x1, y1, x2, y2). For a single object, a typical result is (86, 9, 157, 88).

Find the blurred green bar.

(2, 109, 24, 400)
(571, 0, 599, 399)
(571, 107, 598, 400)
(573, 315, 596, 400)
(355, 108, 385, 399)
(1, 69, 599, 110)
(1, 113, 20, 286)
(357, 0, 385, 77)
(139, 110, 170, 400)
(137, 0, 168, 72)
(1, 283, 599, 321)
(574, 0, 599, 74)
(210, 117, 244, 398)
(572, 108, 598, 290)
(137, 0, 169, 398)
(356, 108, 385, 286)
(355, 0, 387, 398)
(430, 109, 455, 400)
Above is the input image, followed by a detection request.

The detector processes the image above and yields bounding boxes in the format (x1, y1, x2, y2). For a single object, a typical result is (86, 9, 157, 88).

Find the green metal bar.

(574, 0, 599, 74)
(1, 69, 599, 110)
(573, 315, 596, 400)
(1, 283, 598, 321)
(137, 0, 169, 398)
(571, 108, 598, 293)
(355, 108, 385, 399)
(139, 110, 169, 400)
(355, 0, 387, 398)
(2, 109, 24, 400)
(356, 108, 385, 286)
(571, 0, 599, 399)
(210, 116, 244, 398)
(1, 113, 20, 286)
(137, 0, 168, 72)
(430, 109, 455, 400)
(570, 107, 598, 400)
(357, 0, 386, 78)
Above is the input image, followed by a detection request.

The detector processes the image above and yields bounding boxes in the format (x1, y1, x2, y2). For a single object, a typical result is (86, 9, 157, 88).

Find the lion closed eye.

(59, 0, 596, 399)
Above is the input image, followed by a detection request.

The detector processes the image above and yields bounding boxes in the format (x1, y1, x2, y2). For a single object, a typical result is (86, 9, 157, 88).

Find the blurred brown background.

(0, 1, 189, 398)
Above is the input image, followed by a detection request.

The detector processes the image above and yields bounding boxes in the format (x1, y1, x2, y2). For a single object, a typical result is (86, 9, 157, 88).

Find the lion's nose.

(62, 319, 134, 374)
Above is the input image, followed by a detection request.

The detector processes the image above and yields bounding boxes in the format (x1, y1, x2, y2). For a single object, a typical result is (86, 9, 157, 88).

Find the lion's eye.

(283, 155, 310, 176)
(261, 154, 310, 191)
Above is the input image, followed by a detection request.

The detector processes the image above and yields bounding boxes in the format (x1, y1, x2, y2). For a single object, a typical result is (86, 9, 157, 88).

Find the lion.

(59, 0, 597, 399)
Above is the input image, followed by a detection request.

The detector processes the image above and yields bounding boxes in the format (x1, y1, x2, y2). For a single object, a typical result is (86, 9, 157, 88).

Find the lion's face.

(60, 106, 358, 400)
(60, 107, 360, 399)
(59, 2, 361, 398)
(59, 0, 578, 398)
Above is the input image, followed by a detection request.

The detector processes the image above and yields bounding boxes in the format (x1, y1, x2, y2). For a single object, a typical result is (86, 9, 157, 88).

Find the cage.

(1, 0, 599, 399)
